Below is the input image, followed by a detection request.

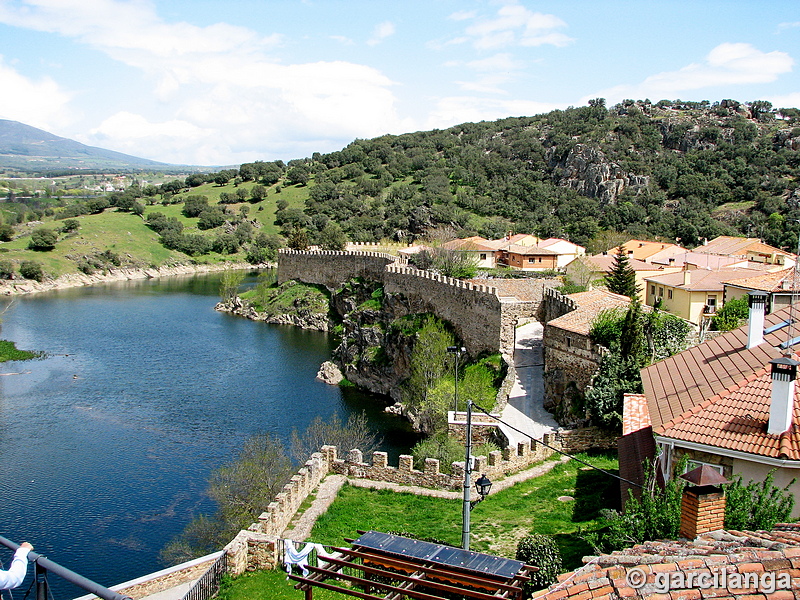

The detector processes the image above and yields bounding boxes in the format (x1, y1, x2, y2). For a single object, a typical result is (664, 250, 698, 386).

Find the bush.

(197, 208, 226, 230)
(724, 470, 795, 530)
(0, 224, 14, 241)
(61, 219, 80, 233)
(711, 296, 749, 331)
(28, 227, 58, 251)
(515, 533, 563, 592)
(0, 260, 14, 279)
(19, 260, 44, 282)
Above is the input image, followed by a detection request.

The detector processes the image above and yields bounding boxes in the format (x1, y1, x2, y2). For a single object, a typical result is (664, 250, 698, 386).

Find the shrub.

(28, 227, 58, 251)
(19, 260, 44, 282)
(724, 470, 795, 530)
(61, 219, 80, 233)
(197, 208, 226, 230)
(0, 224, 14, 241)
(182, 195, 210, 218)
(515, 533, 563, 592)
(711, 296, 749, 331)
(0, 260, 14, 279)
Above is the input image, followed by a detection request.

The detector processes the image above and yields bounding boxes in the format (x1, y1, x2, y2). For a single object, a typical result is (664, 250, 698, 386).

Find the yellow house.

(644, 268, 766, 324)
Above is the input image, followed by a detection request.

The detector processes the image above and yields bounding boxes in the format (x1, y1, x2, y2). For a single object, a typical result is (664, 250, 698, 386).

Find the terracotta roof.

(585, 255, 665, 273)
(622, 394, 651, 436)
(641, 304, 797, 432)
(617, 240, 685, 261)
(535, 525, 800, 600)
(723, 268, 800, 293)
(650, 252, 747, 270)
(643, 268, 766, 292)
(695, 236, 793, 258)
(547, 289, 632, 336)
(441, 237, 495, 252)
(503, 243, 558, 256)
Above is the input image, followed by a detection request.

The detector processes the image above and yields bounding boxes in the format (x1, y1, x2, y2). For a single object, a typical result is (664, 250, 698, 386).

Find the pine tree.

(604, 246, 640, 298)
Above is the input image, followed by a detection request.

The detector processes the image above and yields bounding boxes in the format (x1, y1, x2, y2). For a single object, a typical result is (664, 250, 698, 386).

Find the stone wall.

(384, 265, 503, 355)
(539, 287, 578, 323)
(276, 249, 401, 290)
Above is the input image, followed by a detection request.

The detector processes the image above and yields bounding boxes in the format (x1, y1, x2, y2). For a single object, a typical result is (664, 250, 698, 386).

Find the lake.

(0, 271, 415, 597)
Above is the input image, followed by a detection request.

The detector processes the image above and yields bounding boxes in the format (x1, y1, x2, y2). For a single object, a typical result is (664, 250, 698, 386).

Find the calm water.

(0, 272, 414, 597)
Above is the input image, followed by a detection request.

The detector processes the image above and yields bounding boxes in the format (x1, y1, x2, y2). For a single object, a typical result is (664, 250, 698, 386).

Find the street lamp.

(461, 399, 492, 551)
(447, 346, 466, 413)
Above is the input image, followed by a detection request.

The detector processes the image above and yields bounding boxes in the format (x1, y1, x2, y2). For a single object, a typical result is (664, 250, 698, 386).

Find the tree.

(219, 269, 245, 302)
(316, 222, 347, 250)
(28, 227, 58, 251)
(711, 296, 748, 331)
(60, 219, 80, 233)
(19, 260, 44, 282)
(182, 195, 210, 218)
(604, 246, 640, 298)
(724, 470, 795, 530)
(287, 225, 309, 250)
(0, 224, 14, 241)
(290, 412, 380, 464)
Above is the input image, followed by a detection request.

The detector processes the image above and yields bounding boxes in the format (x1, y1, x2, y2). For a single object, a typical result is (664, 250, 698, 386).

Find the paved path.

(282, 456, 569, 541)
(498, 321, 558, 447)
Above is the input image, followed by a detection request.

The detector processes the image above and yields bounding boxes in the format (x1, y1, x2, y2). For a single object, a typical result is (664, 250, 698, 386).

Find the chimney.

(683, 269, 691, 286)
(768, 356, 799, 435)
(679, 465, 729, 539)
(746, 292, 768, 349)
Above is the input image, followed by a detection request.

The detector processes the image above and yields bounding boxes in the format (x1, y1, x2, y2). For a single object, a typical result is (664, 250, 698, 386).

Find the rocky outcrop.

(215, 295, 332, 331)
(0, 261, 261, 296)
(316, 361, 343, 385)
(547, 144, 648, 204)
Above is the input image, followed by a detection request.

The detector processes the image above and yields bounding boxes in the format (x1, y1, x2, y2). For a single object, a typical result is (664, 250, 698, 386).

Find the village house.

(571, 254, 680, 302)
(622, 297, 800, 518)
(723, 268, 800, 313)
(496, 243, 559, 271)
(643, 267, 767, 325)
(694, 235, 796, 268)
(537, 237, 586, 268)
(440, 236, 497, 268)
(616, 239, 685, 262)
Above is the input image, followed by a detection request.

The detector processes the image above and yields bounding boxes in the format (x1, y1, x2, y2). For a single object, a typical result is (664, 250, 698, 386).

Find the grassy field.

(219, 452, 619, 600)
(309, 452, 619, 568)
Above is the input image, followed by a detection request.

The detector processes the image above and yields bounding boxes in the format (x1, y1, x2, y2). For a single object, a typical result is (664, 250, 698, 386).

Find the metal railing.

(180, 552, 227, 600)
(0, 536, 131, 600)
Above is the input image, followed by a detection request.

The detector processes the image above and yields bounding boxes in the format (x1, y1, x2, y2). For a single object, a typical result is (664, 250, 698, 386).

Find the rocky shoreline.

(0, 261, 266, 296)
(214, 295, 332, 331)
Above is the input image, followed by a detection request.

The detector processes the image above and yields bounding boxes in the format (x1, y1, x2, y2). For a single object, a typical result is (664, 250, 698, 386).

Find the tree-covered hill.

(294, 98, 799, 252)
(1, 98, 799, 280)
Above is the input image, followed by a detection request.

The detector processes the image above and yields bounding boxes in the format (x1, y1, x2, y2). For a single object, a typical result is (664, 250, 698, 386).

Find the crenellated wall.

(276, 249, 402, 290)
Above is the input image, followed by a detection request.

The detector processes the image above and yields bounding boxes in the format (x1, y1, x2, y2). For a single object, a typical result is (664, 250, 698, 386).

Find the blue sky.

(0, 0, 798, 166)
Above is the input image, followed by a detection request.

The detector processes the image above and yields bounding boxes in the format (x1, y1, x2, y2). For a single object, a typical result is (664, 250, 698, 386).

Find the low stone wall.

(277, 249, 401, 290)
(540, 287, 578, 323)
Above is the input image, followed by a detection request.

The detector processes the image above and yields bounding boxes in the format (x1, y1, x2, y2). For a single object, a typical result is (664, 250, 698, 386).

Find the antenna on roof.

(787, 227, 800, 356)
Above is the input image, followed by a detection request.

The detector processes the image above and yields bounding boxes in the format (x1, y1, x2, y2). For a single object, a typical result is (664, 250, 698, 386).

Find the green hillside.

(1, 98, 799, 281)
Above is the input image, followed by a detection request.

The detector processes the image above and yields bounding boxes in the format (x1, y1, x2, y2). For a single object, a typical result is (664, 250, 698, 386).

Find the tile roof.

(586, 255, 666, 273)
(641, 304, 797, 433)
(618, 240, 686, 261)
(695, 236, 793, 258)
(723, 268, 800, 293)
(643, 268, 767, 292)
(441, 237, 495, 252)
(535, 525, 800, 600)
(622, 394, 651, 436)
(650, 252, 748, 270)
(503, 243, 558, 256)
(547, 289, 633, 336)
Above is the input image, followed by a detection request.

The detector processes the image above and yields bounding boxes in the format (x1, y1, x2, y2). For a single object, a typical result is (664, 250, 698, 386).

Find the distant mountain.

(0, 119, 171, 171)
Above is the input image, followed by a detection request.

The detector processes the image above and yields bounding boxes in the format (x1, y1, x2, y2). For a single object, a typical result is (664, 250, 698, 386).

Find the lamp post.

(461, 399, 492, 551)
(447, 346, 466, 413)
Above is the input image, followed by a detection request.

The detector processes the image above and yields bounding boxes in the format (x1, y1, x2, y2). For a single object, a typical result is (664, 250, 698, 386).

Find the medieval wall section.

(276, 249, 400, 289)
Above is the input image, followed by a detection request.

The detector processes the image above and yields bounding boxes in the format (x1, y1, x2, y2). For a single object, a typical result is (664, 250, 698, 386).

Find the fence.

(180, 552, 227, 600)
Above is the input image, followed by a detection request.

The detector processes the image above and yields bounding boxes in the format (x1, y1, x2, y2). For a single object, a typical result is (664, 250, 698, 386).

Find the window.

(683, 460, 724, 475)
(528, 257, 535, 263)
(658, 287, 664, 297)
(707, 296, 717, 311)
(667, 289, 673, 300)
(480, 253, 486, 260)
(651, 285, 656, 295)
(566, 336, 572, 348)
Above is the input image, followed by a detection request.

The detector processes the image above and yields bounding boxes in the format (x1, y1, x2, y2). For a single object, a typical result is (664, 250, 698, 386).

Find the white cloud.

(454, 2, 573, 50)
(367, 21, 395, 46)
(590, 42, 794, 104)
(0, 0, 409, 164)
(424, 96, 564, 131)
(0, 56, 74, 130)
(449, 53, 523, 94)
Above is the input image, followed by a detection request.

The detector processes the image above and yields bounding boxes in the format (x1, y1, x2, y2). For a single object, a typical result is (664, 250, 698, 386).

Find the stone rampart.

(384, 265, 503, 355)
(540, 287, 578, 323)
(276, 249, 402, 289)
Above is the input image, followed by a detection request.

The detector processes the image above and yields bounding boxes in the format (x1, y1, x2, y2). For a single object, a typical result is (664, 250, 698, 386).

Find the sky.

(0, 0, 798, 167)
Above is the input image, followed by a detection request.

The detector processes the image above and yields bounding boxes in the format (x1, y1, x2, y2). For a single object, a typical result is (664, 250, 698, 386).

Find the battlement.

(385, 265, 498, 296)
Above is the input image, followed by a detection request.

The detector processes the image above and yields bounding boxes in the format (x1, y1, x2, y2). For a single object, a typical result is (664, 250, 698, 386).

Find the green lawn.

(309, 452, 619, 568)
(220, 452, 619, 600)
